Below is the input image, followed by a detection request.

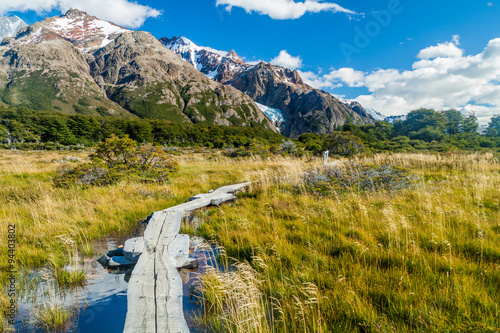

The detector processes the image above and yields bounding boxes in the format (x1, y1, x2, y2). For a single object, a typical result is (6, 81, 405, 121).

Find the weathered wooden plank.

(123, 182, 250, 333)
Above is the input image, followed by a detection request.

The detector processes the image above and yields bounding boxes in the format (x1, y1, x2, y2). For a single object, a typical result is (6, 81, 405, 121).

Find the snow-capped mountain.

(0, 9, 275, 131)
(160, 36, 251, 82)
(0, 15, 27, 41)
(161, 35, 376, 137)
(339, 99, 380, 121)
(365, 108, 385, 121)
(384, 115, 407, 123)
(6, 8, 130, 53)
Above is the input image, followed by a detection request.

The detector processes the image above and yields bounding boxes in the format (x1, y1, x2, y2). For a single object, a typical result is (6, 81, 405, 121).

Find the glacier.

(256, 102, 285, 131)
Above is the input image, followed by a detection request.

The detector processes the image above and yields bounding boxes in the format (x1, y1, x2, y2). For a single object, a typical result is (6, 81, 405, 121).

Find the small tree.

(323, 132, 364, 157)
(90, 135, 179, 181)
(462, 112, 479, 133)
(486, 115, 500, 136)
(55, 135, 178, 187)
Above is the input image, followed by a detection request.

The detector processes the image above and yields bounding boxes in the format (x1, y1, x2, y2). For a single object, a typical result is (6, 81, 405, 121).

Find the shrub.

(54, 135, 178, 187)
(227, 139, 272, 158)
(303, 162, 420, 194)
(323, 132, 365, 156)
(53, 164, 118, 187)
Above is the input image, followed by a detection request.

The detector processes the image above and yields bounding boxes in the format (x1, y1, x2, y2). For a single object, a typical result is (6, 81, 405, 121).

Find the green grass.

(1, 151, 499, 332)
(32, 303, 76, 332)
(1, 71, 58, 110)
(194, 153, 500, 332)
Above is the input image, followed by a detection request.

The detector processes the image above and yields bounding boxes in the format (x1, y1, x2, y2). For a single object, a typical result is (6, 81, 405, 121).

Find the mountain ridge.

(162, 35, 376, 137)
(0, 9, 275, 131)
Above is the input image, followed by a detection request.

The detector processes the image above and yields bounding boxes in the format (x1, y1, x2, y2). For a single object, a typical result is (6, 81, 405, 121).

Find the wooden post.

(323, 150, 329, 168)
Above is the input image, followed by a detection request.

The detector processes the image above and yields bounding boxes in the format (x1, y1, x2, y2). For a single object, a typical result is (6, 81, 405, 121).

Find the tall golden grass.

(1, 150, 499, 332)
(196, 152, 500, 332)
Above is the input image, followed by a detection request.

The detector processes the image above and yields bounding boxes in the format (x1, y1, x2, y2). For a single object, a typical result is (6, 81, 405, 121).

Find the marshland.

(1, 149, 499, 332)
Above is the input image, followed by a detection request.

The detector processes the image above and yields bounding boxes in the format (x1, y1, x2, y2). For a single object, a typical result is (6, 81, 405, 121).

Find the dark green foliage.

(1, 105, 499, 155)
(323, 132, 364, 156)
(54, 135, 179, 187)
(0, 106, 284, 150)
(340, 108, 499, 153)
(486, 115, 500, 136)
(227, 139, 272, 158)
(298, 133, 324, 155)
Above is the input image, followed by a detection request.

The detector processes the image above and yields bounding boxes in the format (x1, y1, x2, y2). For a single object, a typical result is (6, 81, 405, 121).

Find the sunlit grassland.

(0, 149, 310, 330)
(1, 150, 499, 332)
(195, 153, 500, 332)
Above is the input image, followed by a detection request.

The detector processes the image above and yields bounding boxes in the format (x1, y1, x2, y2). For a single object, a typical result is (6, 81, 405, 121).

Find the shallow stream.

(13, 216, 214, 333)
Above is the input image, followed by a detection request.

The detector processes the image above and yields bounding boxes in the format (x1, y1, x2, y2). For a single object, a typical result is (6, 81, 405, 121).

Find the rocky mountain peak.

(19, 10, 131, 52)
(0, 15, 28, 41)
(251, 62, 303, 85)
(63, 8, 90, 19)
(226, 49, 245, 65)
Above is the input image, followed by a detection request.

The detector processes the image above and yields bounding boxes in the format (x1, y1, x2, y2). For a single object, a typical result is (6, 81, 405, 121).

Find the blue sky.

(4, 0, 500, 122)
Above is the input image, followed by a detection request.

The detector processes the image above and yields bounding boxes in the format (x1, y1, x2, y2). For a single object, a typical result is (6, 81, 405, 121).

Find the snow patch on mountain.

(256, 103, 285, 131)
(384, 115, 407, 123)
(161, 36, 251, 83)
(47, 15, 129, 51)
(339, 99, 386, 121)
(364, 107, 385, 121)
(0, 15, 27, 41)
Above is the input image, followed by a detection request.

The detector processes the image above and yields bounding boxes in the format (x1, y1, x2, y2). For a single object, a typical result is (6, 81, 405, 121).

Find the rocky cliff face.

(163, 36, 375, 137)
(231, 63, 374, 137)
(0, 10, 275, 130)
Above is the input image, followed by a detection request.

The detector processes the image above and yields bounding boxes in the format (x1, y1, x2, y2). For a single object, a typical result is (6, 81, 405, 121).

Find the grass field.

(1, 150, 499, 332)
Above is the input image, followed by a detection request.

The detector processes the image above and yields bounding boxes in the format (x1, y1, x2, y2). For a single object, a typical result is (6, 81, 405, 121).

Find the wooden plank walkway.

(123, 183, 251, 333)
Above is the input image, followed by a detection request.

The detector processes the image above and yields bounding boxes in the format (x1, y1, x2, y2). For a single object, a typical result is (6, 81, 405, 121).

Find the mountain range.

(0, 10, 376, 138)
(161, 36, 376, 137)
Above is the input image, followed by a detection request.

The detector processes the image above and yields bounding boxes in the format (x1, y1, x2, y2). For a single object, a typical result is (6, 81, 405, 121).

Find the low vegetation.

(194, 153, 500, 332)
(0, 144, 499, 331)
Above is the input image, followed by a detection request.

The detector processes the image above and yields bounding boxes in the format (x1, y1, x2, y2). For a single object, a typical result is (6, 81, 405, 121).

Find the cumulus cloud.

(303, 36, 500, 123)
(215, 0, 355, 20)
(324, 68, 365, 87)
(417, 35, 463, 59)
(299, 70, 342, 89)
(0, 0, 161, 28)
(271, 50, 303, 70)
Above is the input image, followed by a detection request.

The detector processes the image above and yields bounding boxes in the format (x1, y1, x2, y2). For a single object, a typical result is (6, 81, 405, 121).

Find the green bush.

(323, 132, 364, 157)
(54, 135, 179, 187)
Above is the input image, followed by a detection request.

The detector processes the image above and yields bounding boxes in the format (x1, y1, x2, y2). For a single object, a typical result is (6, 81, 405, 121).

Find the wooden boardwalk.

(123, 183, 251, 333)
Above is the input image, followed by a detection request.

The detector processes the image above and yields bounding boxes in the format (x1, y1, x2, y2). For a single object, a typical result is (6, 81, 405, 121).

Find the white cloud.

(0, 0, 161, 28)
(271, 50, 303, 70)
(298, 70, 342, 89)
(303, 36, 500, 123)
(215, 0, 355, 20)
(324, 67, 365, 87)
(417, 35, 463, 59)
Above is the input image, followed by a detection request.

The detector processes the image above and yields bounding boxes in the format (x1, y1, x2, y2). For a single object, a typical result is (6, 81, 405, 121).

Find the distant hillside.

(0, 10, 275, 131)
(162, 36, 375, 137)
